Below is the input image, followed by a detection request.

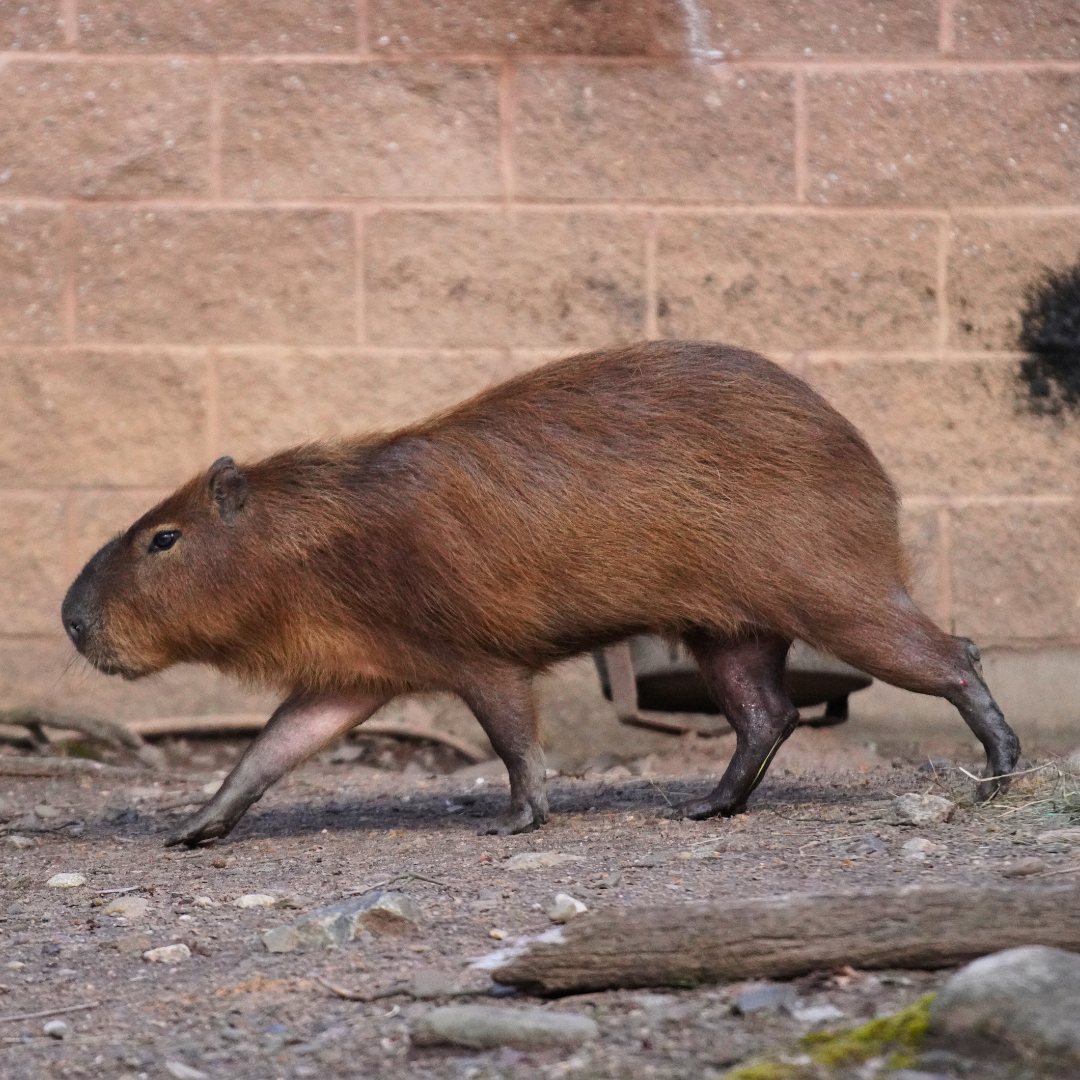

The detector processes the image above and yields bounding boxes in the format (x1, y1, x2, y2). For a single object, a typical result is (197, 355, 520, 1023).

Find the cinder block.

(221, 63, 500, 199)
(655, 0, 938, 57)
(0, 349, 207, 487)
(0, 493, 68, 635)
(74, 209, 355, 345)
(954, 0, 1080, 59)
(366, 211, 647, 347)
(0, 635, 277, 719)
(0, 61, 209, 198)
(950, 501, 1080, 645)
(948, 214, 1080, 352)
(656, 215, 938, 351)
(514, 64, 793, 201)
(368, 0, 652, 55)
(2, 2, 65, 50)
(807, 70, 1080, 205)
(217, 349, 539, 460)
(807, 357, 1080, 497)
(77, 0, 357, 53)
(0, 207, 64, 343)
(899, 504, 945, 624)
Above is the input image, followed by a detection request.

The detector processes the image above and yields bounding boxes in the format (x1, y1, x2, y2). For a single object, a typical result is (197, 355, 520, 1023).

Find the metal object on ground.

(594, 637, 872, 736)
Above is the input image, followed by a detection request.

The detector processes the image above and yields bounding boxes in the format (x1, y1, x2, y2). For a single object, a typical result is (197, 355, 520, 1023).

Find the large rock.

(927, 945, 1080, 1070)
(411, 1005, 597, 1050)
(262, 891, 417, 952)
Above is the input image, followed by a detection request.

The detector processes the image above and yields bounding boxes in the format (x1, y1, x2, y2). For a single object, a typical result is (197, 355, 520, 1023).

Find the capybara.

(62, 341, 1020, 846)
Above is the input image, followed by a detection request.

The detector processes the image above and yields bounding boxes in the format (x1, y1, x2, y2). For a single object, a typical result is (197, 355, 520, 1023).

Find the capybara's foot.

(975, 771, 1012, 802)
(672, 795, 742, 821)
(164, 807, 235, 848)
(479, 799, 548, 836)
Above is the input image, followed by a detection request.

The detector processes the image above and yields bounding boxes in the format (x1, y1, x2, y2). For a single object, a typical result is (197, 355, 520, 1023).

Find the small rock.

(193, 896, 216, 908)
(410, 968, 459, 1000)
(601, 765, 632, 780)
(1037, 829, 1080, 845)
(593, 869, 623, 889)
(851, 835, 888, 856)
(111, 932, 153, 955)
(34, 804, 60, 820)
(902, 837, 947, 861)
(46, 873, 86, 888)
(6, 835, 34, 850)
(489, 928, 508, 940)
(42, 1019, 68, 1039)
(164, 1062, 209, 1080)
(232, 893, 277, 908)
(928, 945, 1080, 1065)
(200, 780, 222, 797)
(734, 983, 798, 1015)
(105, 896, 149, 919)
(143, 943, 191, 964)
(1001, 856, 1046, 878)
(504, 852, 585, 871)
(261, 890, 417, 953)
(412, 1005, 598, 1050)
(791, 1004, 846, 1025)
(892, 793, 956, 826)
(548, 893, 588, 923)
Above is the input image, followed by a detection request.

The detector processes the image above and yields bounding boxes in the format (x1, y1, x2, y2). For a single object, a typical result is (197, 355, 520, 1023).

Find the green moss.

(720, 1063, 803, 1080)
(800, 993, 935, 1067)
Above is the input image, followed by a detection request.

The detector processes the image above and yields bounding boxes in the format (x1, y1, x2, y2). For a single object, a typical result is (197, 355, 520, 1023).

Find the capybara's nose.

(61, 586, 94, 654)
(64, 615, 85, 648)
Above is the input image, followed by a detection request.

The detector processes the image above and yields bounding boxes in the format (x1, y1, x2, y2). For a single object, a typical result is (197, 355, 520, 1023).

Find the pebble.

(548, 893, 588, 923)
(1036, 828, 1080, 845)
(143, 943, 192, 964)
(791, 1004, 846, 1025)
(489, 928, 508, 940)
(42, 1020, 68, 1039)
(104, 896, 149, 919)
(412, 1005, 598, 1050)
(410, 968, 460, 999)
(262, 890, 418, 953)
(1001, 856, 1047, 878)
(928, 945, 1080, 1064)
(164, 1062, 209, 1080)
(232, 893, 277, 908)
(734, 983, 798, 1015)
(892, 793, 956, 826)
(504, 852, 585, 871)
(193, 896, 216, 908)
(902, 837, 947, 861)
(34, 804, 60, 820)
(6, 835, 34, 850)
(45, 873, 86, 888)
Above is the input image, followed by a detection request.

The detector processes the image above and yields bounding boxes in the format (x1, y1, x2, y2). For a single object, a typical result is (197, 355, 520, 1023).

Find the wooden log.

(479, 884, 1080, 996)
(0, 756, 167, 780)
(0, 707, 164, 768)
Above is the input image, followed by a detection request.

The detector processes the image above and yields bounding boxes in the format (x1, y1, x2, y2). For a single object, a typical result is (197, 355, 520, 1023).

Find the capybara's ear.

(208, 456, 248, 524)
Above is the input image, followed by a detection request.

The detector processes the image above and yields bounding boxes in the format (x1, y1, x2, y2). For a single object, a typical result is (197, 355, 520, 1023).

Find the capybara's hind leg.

(815, 595, 1021, 800)
(459, 667, 549, 836)
(675, 632, 800, 819)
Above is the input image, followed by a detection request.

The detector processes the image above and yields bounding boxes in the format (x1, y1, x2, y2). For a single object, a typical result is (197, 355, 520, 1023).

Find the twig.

(0, 1001, 100, 1024)
(798, 834, 865, 855)
(318, 977, 409, 1002)
(95, 886, 141, 896)
(955, 762, 1056, 785)
(342, 871, 450, 897)
(647, 779, 673, 807)
(0, 757, 162, 780)
(1036, 865, 1080, 878)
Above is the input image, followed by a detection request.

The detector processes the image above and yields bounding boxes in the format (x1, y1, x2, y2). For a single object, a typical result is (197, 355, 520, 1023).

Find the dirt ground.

(2, 721, 1079, 1080)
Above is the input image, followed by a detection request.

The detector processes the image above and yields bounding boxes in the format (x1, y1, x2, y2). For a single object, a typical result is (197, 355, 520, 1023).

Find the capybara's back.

(62, 341, 1020, 844)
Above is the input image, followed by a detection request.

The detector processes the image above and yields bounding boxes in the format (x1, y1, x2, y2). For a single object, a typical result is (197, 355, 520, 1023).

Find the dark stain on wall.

(1019, 260, 1080, 414)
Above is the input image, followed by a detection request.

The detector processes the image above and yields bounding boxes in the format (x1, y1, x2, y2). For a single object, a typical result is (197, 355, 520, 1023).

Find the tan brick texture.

(0, 0, 1078, 719)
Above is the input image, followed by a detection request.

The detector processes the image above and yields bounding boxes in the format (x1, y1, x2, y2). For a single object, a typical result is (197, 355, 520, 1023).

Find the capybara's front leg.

(460, 668, 548, 836)
(164, 691, 390, 847)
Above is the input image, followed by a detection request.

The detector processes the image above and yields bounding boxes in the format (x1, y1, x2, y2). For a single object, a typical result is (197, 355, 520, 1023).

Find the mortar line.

(353, 209, 367, 345)
(938, 0, 956, 56)
(644, 215, 658, 339)
(60, 0, 78, 46)
(793, 68, 807, 203)
(208, 59, 223, 199)
(61, 202, 76, 344)
(936, 216, 950, 354)
(205, 350, 220, 463)
(498, 59, 516, 204)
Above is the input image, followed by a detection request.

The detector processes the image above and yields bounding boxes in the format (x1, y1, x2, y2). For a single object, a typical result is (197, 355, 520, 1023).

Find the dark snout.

(62, 539, 119, 661)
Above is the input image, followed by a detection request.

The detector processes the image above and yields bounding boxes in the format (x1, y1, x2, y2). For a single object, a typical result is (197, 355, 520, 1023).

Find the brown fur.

(63, 341, 1020, 841)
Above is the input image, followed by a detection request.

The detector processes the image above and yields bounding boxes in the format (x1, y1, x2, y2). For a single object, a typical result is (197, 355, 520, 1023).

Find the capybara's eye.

(149, 530, 181, 552)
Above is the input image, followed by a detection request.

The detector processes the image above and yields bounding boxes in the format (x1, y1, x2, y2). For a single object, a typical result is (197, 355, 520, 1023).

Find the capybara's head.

(63, 455, 277, 681)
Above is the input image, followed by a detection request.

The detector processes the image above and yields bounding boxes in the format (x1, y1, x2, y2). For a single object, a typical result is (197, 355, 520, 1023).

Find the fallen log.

(0, 707, 164, 768)
(127, 714, 489, 763)
(475, 883, 1080, 996)
(0, 756, 166, 780)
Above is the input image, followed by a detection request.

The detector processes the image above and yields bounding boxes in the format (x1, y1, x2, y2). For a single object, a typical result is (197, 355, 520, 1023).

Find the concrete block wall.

(2, 1, 1079, 745)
